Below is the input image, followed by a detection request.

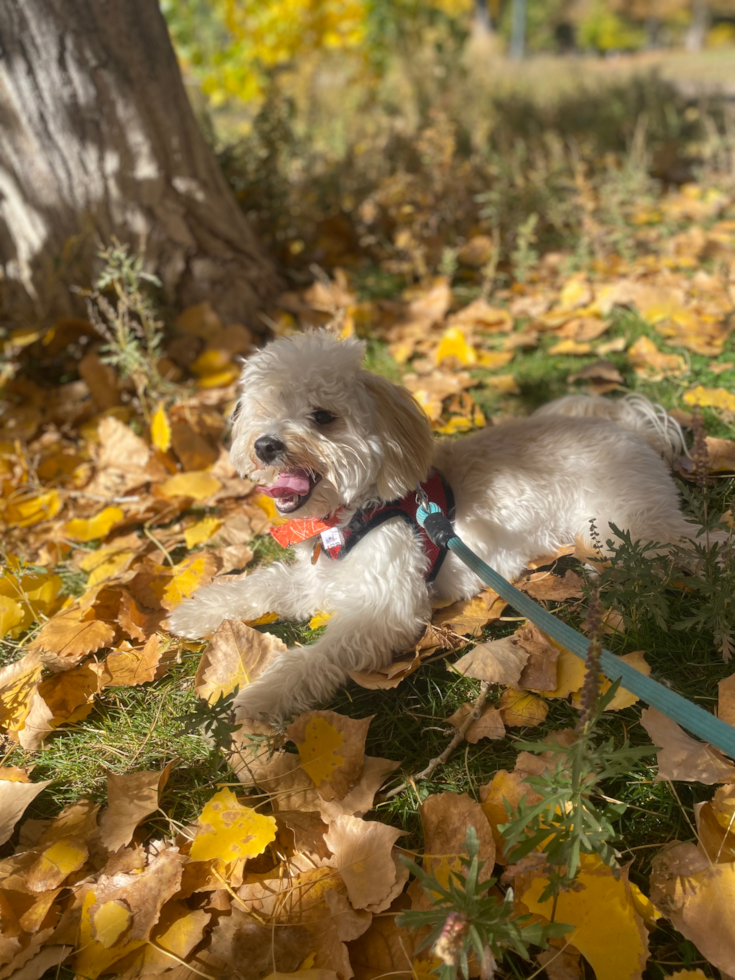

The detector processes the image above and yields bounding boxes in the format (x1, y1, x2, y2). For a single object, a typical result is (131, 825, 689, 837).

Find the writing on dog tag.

(320, 527, 344, 549)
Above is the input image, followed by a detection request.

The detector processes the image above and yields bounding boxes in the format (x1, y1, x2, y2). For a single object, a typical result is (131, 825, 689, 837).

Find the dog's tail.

(533, 393, 689, 463)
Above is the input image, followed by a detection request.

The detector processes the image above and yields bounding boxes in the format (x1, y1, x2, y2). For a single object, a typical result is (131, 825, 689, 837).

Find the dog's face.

(230, 331, 435, 519)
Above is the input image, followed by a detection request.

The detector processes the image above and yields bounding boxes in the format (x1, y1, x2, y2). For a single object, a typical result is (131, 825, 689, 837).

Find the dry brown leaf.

(0, 653, 44, 734)
(113, 902, 211, 978)
(117, 590, 164, 641)
(412, 792, 495, 909)
(286, 710, 373, 802)
(538, 644, 587, 699)
(0, 778, 51, 847)
(536, 945, 583, 980)
(446, 702, 506, 743)
(101, 635, 166, 687)
(480, 769, 540, 859)
(719, 674, 735, 726)
(13, 662, 104, 749)
(251, 752, 321, 812)
(318, 756, 401, 822)
(518, 569, 584, 601)
(25, 837, 88, 892)
(694, 795, 735, 864)
(128, 553, 218, 612)
(568, 359, 624, 392)
(324, 813, 404, 910)
(453, 636, 529, 685)
(201, 906, 308, 979)
(38, 798, 101, 845)
(346, 893, 435, 980)
(433, 588, 507, 635)
(628, 335, 687, 381)
(557, 315, 610, 342)
(307, 887, 374, 973)
(640, 707, 735, 784)
(512, 624, 561, 692)
(72, 847, 184, 978)
(195, 619, 286, 704)
(98, 767, 172, 853)
(85, 416, 151, 497)
(348, 653, 424, 690)
(0, 928, 58, 980)
(277, 810, 331, 861)
(0, 944, 72, 980)
(27, 606, 115, 668)
(650, 842, 735, 974)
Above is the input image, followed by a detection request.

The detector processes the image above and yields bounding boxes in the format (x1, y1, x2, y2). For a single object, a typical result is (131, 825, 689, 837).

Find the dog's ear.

(361, 372, 434, 500)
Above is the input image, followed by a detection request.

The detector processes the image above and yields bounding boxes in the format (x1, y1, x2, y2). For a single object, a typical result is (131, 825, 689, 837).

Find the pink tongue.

(259, 469, 312, 498)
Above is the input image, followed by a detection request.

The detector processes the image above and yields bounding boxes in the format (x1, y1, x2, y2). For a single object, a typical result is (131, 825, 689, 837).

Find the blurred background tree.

(162, 0, 735, 107)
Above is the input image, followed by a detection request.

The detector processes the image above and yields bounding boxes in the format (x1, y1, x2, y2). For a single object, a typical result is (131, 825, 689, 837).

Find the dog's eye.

(310, 409, 337, 426)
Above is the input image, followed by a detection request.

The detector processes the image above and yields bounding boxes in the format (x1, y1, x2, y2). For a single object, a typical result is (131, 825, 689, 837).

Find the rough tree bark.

(0, 0, 282, 328)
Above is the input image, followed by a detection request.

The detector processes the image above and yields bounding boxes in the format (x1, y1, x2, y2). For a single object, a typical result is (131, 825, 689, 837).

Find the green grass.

(5, 308, 734, 977)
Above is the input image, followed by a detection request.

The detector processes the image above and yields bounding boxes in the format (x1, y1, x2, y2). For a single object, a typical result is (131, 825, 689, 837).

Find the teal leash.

(416, 500, 735, 759)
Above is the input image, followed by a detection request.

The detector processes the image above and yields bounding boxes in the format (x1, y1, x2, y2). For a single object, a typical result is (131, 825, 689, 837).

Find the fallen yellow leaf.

(309, 611, 332, 629)
(477, 349, 514, 369)
(194, 620, 286, 704)
(683, 385, 735, 412)
(497, 688, 548, 727)
(520, 858, 649, 980)
(150, 401, 172, 452)
(628, 336, 687, 381)
(26, 837, 88, 892)
(548, 338, 593, 356)
(190, 787, 277, 863)
(0, 594, 25, 639)
(158, 471, 222, 500)
(539, 644, 587, 699)
(435, 327, 477, 366)
(286, 710, 373, 801)
(80, 545, 137, 587)
(64, 506, 124, 543)
(2, 489, 62, 528)
(184, 516, 222, 548)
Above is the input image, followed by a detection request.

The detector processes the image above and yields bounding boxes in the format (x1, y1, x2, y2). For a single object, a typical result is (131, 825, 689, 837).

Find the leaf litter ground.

(2, 153, 735, 980)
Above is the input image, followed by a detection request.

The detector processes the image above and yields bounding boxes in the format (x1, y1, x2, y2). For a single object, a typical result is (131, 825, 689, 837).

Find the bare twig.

(66, 490, 142, 504)
(385, 680, 491, 799)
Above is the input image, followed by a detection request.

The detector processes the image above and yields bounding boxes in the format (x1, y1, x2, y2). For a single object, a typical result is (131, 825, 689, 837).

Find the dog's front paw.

(167, 596, 228, 640)
(234, 682, 290, 726)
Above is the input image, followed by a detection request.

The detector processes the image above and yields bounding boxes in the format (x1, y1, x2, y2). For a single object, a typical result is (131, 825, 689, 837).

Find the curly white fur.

(169, 330, 696, 722)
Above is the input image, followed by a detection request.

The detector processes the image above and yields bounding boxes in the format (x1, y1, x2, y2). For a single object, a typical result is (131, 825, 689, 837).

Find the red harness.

(270, 469, 455, 582)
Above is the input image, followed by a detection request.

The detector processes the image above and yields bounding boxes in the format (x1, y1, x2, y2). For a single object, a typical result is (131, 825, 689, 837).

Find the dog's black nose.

(254, 435, 286, 464)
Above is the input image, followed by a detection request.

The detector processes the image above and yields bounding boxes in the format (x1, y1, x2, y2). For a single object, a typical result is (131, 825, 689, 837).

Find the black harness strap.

(322, 469, 455, 582)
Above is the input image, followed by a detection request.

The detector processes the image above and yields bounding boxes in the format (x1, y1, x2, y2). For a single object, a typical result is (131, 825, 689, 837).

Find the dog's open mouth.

(258, 468, 322, 515)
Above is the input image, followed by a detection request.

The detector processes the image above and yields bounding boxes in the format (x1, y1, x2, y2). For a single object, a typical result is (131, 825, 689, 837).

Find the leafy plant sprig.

(499, 691, 652, 906)
(398, 826, 570, 980)
(75, 240, 173, 420)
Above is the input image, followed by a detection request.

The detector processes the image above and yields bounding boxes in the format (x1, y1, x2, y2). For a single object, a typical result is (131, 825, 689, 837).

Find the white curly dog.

(169, 330, 693, 722)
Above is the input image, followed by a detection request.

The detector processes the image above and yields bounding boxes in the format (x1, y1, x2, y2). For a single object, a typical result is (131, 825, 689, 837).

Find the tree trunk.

(685, 0, 709, 51)
(0, 0, 282, 329)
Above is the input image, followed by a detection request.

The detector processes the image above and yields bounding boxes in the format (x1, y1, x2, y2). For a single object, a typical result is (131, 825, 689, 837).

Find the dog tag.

(320, 527, 344, 549)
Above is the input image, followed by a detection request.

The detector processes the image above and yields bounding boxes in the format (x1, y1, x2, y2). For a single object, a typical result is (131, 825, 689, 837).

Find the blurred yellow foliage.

(166, 0, 474, 105)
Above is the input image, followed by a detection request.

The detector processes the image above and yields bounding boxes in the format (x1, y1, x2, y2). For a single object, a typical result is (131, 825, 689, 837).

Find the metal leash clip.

(415, 483, 430, 510)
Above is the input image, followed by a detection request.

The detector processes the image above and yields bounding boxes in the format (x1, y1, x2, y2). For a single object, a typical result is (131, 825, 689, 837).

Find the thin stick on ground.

(384, 680, 491, 799)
